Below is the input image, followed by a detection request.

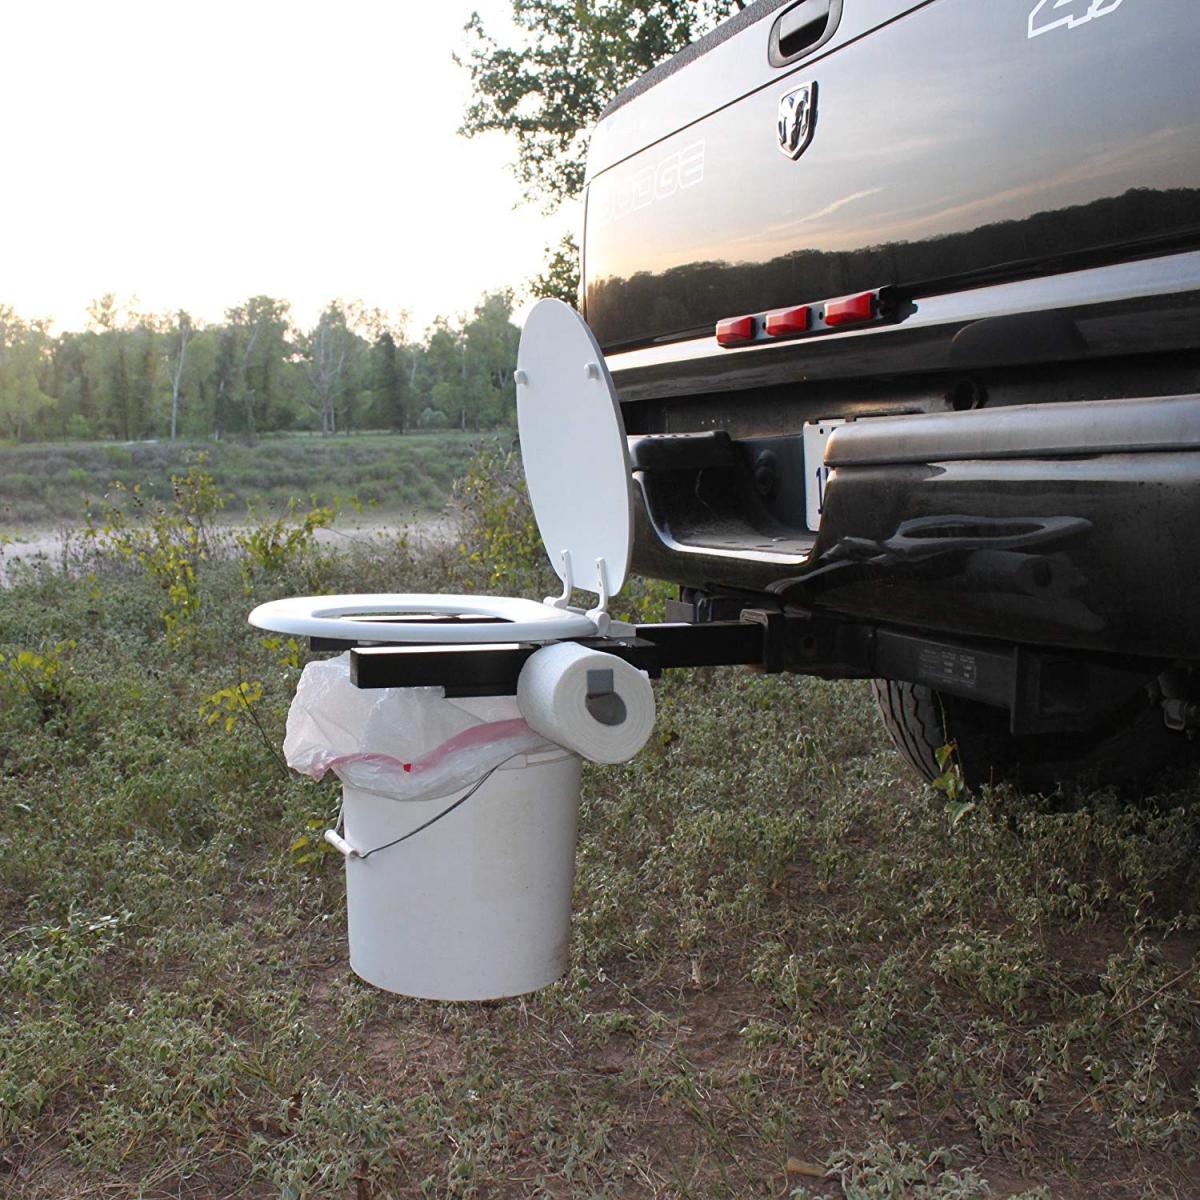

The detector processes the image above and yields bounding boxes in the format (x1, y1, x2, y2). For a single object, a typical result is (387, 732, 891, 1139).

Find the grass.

(0, 431, 496, 527)
(0, 486, 1197, 1197)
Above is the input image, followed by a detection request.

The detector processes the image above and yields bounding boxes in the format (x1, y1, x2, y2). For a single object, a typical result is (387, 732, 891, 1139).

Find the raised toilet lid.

(517, 299, 633, 599)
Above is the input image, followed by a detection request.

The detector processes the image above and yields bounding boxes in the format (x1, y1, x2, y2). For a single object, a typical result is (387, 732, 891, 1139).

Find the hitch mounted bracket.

(313, 605, 1162, 738)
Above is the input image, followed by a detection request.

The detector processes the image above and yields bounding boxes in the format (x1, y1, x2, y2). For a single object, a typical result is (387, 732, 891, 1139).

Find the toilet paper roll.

(517, 642, 656, 765)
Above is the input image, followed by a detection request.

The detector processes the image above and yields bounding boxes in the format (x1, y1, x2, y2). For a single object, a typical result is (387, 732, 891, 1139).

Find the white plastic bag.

(283, 653, 554, 802)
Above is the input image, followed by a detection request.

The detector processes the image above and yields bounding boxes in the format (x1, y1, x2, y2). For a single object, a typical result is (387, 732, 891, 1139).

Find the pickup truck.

(580, 0, 1200, 791)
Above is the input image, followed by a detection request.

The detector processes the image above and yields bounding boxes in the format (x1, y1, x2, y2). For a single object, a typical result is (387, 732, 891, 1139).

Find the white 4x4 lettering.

(1028, 0, 1125, 39)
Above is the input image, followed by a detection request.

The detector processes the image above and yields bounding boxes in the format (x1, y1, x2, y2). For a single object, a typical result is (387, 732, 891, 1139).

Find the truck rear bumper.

(629, 394, 1200, 661)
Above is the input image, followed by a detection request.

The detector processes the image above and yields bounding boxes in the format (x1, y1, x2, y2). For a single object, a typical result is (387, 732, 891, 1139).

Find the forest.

(0, 291, 521, 444)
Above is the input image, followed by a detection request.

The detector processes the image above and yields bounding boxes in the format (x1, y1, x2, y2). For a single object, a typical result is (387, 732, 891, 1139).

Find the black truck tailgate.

(583, 0, 1200, 353)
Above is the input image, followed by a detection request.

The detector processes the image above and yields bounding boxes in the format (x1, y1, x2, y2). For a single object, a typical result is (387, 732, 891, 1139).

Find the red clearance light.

(764, 305, 811, 337)
(823, 291, 876, 327)
(716, 315, 755, 346)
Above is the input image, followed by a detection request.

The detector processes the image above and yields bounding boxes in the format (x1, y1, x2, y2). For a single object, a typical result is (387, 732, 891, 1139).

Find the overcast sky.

(0, 0, 568, 336)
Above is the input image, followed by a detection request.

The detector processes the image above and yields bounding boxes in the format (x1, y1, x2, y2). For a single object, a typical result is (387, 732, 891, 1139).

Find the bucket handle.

(323, 828, 362, 859)
(321, 762, 505, 862)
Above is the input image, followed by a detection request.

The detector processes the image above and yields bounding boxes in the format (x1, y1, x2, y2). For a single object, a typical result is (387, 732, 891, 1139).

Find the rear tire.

(871, 678, 1196, 794)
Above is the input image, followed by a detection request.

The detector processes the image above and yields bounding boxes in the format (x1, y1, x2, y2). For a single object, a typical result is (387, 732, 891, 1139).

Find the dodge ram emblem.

(777, 82, 817, 159)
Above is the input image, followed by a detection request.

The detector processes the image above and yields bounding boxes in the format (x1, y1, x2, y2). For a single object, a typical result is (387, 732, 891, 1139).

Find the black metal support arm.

(322, 607, 1162, 737)
(349, 620, 764, 695)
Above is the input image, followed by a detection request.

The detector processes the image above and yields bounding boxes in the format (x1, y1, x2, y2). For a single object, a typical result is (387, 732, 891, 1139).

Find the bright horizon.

(0, 0, 569, 337)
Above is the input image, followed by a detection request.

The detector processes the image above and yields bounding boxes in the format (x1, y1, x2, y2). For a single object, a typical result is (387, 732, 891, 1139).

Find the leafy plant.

(85, 457, 227, 644)
(453, 442, 555, 594)
(932, 740, 975, 826)
(0, 639, 75, 721)
(452, 442, 674, 622)
(234, 498, 339, 595)
(260, 634, 304, 671)
(289, 817, 339, 869)
(199, 679, 263, 732)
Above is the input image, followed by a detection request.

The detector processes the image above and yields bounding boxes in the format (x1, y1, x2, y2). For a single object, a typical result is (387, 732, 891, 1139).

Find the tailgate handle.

(770, 0, 841, 66)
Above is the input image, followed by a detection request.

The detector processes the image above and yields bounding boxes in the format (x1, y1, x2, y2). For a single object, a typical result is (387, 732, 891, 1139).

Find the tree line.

(0, 291, 521, 443)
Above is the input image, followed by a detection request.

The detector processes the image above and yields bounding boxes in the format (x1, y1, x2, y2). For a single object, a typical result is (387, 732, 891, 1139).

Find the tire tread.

(872, 676, 1197, 794)
(871, 678, 944, 783)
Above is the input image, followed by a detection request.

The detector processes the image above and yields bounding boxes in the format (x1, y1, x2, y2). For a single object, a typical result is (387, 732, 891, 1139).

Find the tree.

(177, 328, 219, 438)
(0, 308, 55, 441)
(165, 311, 192, 440)
(461, 291, 520, 427)
(530, 232, 582, 307)
(211, 327, 240, 441)
(303, 304, 353, 436)
(86, 293, 125, 333)
(224, 296, 292, 440)
(50, 330, 94, 439)
(81, 294, 141, 440)
(111, 340, 135, 440)
(343, 304, 411, 432)
(369, 330, 413, 431)
(80, 322, 136, 441)
(129, 320, 161, 440)
(459, 1, 736, 299)
(459, 1, 737, 209)
(418, 319, 464, 430)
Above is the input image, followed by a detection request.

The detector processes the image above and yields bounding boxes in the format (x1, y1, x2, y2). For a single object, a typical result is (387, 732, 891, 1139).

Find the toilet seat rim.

(248, 592, 599, 644)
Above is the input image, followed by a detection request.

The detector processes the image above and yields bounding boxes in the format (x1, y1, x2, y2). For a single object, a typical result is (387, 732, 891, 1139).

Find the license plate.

(802, 418, 851, 530)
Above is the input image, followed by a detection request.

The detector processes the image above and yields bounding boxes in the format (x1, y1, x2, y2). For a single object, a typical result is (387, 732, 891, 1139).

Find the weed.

(0, 639, 75, 722)
(234, 498, 338, 586)
(83, 458, 226, 644)
(453, 442, 554, 595)
(199, 679, 264, 732)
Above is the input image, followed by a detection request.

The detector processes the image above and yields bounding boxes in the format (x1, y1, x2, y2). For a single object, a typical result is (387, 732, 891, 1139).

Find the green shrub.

(65, 414, 94, 440)
(84, 458, 227, 645)
(453, 443, 554, 595)
(0, 472, 42, 500)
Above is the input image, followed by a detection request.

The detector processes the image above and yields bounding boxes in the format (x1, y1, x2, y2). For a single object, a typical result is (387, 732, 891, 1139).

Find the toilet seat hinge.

(586, 557, 635, 638)
(547, 552, 633, 637)
(545, 549, 574, 609)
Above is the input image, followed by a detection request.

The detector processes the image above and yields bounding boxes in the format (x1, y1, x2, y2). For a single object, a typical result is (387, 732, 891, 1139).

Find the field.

(0, 464, 1197, 1198)
(0, 432, 495, 527)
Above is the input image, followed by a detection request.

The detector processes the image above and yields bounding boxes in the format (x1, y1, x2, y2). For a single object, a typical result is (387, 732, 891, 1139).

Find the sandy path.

(0, 510, 457, 583)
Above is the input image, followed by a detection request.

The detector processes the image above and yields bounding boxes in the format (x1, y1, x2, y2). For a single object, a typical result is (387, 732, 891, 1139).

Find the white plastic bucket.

(340, 697, 581, 1000)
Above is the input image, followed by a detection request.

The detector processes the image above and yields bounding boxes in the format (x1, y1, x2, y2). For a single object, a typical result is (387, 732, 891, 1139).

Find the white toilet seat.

(247, 593, 599, 644)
